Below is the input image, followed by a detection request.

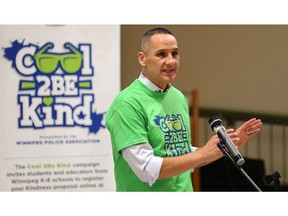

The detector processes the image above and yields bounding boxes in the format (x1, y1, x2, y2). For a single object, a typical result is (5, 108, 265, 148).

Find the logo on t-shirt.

(154, 114, 191, 157)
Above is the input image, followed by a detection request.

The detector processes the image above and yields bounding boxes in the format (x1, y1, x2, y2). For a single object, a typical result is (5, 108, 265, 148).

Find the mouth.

(162, 69, 174, 73)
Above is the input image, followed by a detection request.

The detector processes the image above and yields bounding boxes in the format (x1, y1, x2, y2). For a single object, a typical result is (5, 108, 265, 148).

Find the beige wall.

(121, 25, 288, 116)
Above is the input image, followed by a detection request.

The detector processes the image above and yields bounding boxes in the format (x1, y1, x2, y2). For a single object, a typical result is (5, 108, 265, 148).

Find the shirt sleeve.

(122, 143, 198, 185)
(191, 146, 198, 152)
(122, 143, 163, 187)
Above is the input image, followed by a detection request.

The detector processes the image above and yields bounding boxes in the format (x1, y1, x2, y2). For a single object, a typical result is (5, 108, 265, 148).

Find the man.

(105, 27, 262, 191)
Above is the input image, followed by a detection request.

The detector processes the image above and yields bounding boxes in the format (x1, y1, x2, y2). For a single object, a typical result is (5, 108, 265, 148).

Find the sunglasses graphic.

(34, 43, 83, 74)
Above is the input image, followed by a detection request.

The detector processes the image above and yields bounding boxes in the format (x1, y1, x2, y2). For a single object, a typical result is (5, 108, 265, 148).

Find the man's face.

(138, 33, 180, 90)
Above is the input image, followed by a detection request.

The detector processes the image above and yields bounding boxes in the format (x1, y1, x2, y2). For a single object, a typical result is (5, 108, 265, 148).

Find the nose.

(165, 54, 175, 65)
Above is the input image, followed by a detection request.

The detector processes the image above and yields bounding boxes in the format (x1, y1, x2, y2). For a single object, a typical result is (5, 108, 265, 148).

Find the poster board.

(0, 25, 119, 191)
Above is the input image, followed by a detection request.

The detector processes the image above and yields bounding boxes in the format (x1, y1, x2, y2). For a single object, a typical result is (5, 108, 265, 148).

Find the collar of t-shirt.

(138, 72, 171, 93)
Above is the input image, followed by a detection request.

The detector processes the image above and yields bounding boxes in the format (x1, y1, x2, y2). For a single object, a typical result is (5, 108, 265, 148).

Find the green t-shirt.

(105, 79, 193, 191)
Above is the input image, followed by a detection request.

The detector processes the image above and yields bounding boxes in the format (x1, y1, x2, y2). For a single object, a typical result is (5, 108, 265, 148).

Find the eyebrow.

(156, 48, 179, 52)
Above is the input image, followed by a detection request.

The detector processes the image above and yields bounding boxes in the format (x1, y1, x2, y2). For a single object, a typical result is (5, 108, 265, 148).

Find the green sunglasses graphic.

(34, 43, 83, 74)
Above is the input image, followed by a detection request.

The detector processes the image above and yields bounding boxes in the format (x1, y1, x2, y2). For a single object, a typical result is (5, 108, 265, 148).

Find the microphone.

(208, 116, 245, 166)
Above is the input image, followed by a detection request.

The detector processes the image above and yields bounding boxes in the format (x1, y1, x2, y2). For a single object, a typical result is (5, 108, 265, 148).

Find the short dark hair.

(140, 27, 174, 51)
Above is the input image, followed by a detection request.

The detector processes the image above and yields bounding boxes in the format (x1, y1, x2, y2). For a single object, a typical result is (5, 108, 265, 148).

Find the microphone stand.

(217, 142, 262, 192)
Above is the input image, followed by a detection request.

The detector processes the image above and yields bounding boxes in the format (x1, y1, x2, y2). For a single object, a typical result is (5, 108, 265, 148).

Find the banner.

(0, 25, 119, 191)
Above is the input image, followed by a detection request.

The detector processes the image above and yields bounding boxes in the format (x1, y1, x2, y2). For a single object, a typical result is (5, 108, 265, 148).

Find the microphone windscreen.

(208, 116, 221, 129)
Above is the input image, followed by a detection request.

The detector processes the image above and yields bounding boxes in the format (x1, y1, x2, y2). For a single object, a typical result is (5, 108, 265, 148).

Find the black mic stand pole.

(217, 142, 262, 192)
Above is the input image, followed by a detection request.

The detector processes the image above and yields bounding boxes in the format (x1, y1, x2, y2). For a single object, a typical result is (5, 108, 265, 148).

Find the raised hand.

(235, 118, 263, 149)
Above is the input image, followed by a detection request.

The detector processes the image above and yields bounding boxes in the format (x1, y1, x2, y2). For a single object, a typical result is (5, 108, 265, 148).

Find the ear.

(138, 51, 146, 66)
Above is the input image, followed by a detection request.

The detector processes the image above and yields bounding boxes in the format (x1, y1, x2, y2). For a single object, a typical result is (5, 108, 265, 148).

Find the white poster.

(0, 25, 119, 191)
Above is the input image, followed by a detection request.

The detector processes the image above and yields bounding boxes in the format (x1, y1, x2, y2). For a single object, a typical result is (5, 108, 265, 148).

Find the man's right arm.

(122, 143, 198, 186)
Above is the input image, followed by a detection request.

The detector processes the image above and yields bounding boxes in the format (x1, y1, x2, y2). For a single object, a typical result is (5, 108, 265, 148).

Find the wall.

(121, 25, 288, 116)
